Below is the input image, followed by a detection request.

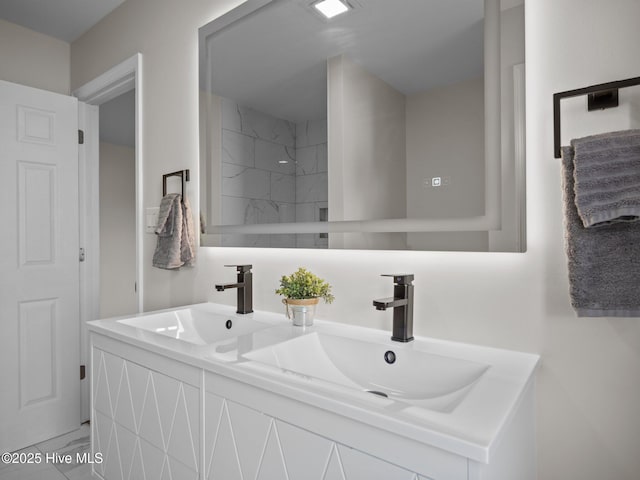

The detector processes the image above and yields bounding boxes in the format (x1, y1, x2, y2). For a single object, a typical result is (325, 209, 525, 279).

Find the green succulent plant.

(275, 267, 335, 304)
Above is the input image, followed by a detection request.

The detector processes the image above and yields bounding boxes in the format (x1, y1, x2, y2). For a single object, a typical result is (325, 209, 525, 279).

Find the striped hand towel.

(561, 146, 640, 317)
(571, 129, 640, 227)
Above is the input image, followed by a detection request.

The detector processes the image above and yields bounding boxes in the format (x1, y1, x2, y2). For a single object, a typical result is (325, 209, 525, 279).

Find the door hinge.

(80, 365, 86, 380)
(78, 129, 84, 145)
(79, 247, 86, 262)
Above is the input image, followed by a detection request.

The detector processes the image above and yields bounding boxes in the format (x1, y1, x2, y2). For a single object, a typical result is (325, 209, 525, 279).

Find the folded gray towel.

(561, 146, 640, 317)
(153, 193, 195, 269)
(571, 129, 640, 227)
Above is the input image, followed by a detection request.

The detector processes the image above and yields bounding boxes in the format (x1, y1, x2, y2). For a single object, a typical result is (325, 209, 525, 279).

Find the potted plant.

(276, 267, 334, 326)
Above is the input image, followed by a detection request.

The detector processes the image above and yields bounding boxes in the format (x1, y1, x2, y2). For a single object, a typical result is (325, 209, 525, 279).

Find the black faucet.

(373, 274, 414, 343)
(215, 264, 253, 314)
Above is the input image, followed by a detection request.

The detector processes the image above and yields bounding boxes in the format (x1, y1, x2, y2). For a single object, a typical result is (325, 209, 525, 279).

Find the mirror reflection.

(199, 0, 525, 251)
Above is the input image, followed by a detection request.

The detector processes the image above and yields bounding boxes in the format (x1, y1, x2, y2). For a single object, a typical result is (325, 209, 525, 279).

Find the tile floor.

(0, 425, 93, 480)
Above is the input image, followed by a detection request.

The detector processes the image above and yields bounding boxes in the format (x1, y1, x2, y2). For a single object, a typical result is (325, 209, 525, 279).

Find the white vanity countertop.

(87, 302, 539, 464)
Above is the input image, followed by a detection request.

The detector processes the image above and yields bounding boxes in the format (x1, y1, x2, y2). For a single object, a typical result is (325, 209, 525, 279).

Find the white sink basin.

(118, 307, 271, 345)
(89, 303, 540, 463)
(243, 331, 489, 412)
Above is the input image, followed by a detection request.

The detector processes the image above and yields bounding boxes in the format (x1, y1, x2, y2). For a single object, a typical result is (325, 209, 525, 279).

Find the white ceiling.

(0, 0, 126, 42)
(204, 0, 490, 123)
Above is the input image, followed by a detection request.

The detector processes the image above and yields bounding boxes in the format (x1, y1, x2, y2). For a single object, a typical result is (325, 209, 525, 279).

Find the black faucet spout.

(215, 282, 243, 291)
(373, 297, 408, 310)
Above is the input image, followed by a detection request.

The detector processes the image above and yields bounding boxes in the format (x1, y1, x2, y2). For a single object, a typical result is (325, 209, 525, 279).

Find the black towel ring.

(553, 76, 640, 158)
(162, 169, 190, 198)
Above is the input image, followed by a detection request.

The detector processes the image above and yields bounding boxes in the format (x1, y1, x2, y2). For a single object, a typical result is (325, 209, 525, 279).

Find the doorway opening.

(73, 53, 143, 422)
(98, 89, 137, 317)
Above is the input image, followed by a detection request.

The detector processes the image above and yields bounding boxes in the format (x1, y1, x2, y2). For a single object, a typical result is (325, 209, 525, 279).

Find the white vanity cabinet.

(89, 304, 538, 480)
(91, 334, 201, 480)
(204, 394, 428, 480)
(202, 370, 535, 480)
(203, 371, 466, 480)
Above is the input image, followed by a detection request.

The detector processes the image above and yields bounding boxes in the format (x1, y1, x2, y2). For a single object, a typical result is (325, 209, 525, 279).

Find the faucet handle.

(224, 264, 253, 273)
(381, 274, 414, 285)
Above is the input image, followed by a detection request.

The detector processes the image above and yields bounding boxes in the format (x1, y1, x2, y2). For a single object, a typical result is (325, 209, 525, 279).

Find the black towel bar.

(553, 76, 640, 158)
(162, 169, 190, 197)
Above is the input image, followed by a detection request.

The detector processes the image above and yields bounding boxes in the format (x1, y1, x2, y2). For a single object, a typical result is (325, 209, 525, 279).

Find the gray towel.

(180, 196, 196, 267)
(561, 146, 640, 317)
(571, 129, 640, 227)
(153, 193, 196, 269)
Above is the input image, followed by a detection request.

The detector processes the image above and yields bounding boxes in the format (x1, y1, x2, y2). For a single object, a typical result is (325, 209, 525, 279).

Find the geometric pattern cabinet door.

(204, 393, 424, 480)
(92, 348, 199, 480)
(90, 338, 476, 480)
(0, 79, 80, 453)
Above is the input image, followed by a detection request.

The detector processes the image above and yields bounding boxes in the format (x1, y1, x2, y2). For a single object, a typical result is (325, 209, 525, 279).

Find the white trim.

(483, 0, 502, 231)
(73, 55, 138, 105)
(74, 53, 143, 419)
(208, 215, 508, 235)
(513, 63, 527, 252)
(73, 53, 143, 314)
(77, 101, 99, 422)
(135, 59, 143, 314)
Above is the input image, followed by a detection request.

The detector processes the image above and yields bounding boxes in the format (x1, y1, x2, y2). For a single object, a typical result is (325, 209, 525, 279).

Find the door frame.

(73, 53, 143, 421)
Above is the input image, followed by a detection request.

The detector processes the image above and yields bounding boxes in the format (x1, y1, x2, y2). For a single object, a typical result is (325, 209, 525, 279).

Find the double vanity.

(88, 301, 538, 480)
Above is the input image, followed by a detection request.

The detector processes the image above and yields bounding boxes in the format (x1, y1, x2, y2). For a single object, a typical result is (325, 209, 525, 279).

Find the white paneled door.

(0, 80, 80, 452)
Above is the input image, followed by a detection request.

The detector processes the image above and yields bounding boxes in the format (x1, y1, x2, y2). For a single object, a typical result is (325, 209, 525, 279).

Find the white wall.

(489, 3, 526, 252)
(405, 4, 525, 253)
(329, 55, 406, 222)
(99, 142, 137, 318)
(406, 77, 488, 251)
(406, 77, 485, 219)
(71, 0, 640, 479)
(100, 89, 136, 147)
(327, 55, 407, 250)
(0, 19, 70, 94)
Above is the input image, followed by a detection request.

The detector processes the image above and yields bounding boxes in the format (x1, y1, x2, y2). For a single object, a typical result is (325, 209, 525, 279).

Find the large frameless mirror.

(199, 0, 526, 251)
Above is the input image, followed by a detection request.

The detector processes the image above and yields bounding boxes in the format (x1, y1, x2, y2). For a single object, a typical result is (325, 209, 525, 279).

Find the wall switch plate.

(145, 207, 160, 234)
(431, 176, 442, 187)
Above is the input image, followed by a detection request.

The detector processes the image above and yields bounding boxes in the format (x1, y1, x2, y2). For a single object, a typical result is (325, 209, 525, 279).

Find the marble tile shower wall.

(221, 98, 297, 247)
(220, 98, 328, 248)
(295, 118, 328, 248)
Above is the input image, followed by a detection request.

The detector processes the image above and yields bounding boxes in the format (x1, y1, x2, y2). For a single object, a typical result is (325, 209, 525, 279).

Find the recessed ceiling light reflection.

(313, 0, 350, 19)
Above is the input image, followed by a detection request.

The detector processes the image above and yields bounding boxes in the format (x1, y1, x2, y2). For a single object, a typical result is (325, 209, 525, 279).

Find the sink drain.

(365, 390, 388, 398)
(384, 350, 396, 364)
